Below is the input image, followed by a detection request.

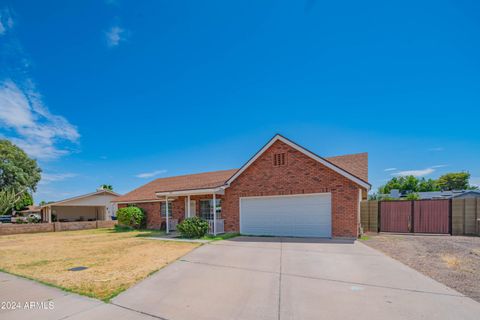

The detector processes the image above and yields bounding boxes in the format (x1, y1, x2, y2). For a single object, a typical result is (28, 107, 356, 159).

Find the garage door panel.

(240, 194, 332, 237)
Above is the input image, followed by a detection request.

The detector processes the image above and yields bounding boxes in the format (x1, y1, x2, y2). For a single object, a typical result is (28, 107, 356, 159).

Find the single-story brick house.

(113, 134, 370, 238)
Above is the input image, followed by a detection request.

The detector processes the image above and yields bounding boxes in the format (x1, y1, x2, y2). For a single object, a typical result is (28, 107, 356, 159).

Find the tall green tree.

(436, 172, 477, 191)
(99, 184, 113, 191)
(0, 140, 42, 192)
(0, 188, 23, 215)
(14, 192, 33, 211)
(417, 178, 439, 192)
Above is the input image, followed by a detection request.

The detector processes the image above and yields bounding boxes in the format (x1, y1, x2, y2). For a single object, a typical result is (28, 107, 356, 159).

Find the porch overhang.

(154, 186, 226, 198)
(154, 186, 226, 236)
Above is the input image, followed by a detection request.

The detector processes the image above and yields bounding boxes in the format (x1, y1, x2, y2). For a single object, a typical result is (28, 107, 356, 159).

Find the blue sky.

(0, 0, 479, 202)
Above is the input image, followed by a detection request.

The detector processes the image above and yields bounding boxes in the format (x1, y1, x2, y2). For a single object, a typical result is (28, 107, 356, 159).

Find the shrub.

(27, 216, 40, 223)
(117, 206, 146, 229)
(405, 193, 420, 200)
(13, 217, 26, 224)
(177, 217, 209, 238)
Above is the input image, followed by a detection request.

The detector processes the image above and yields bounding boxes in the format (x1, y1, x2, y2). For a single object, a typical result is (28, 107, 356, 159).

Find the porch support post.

(165, 197, 169, 234)
(213, 192, 217, 236)
(48, 207, 52, 223)
(187, 195, 191, 218)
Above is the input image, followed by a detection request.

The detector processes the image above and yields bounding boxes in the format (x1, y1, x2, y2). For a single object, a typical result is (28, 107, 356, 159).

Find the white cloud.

(0, 79, 80, 160)
(0, 8, 13, 36)
(432, 164, 448, 168)
(135, 169, 167, 179)
(470, 177, 480, 188)
(384, 168, 397, 172)
(105, 26, 125, 47)
(33, 187, 76, 202)
(392, 168, 435, 177)
(39, 173, 77, 185)
(428, 147, 444, 152)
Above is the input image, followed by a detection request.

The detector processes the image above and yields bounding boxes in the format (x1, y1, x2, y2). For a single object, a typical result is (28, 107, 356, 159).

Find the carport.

(41, 190, 120, 222)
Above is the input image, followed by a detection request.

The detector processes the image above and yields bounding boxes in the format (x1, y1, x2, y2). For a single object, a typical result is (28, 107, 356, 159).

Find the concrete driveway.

(112, 236, 480, 320)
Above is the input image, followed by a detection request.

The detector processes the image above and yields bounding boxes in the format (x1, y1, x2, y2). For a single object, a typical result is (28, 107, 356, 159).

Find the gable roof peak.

(226, 134, 370, 189)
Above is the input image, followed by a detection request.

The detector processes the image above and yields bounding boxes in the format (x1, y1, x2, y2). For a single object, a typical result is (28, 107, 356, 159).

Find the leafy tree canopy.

(378, 176, 439, 194)
(0, 140, 42, 193)
(0, 189, 23, 215)
(379, 172, 478, 194)
(39, 200, 54, 206)
(99, 184, 113, 191)
(436, 172, 477, 191)
(14, 192, 33, 211)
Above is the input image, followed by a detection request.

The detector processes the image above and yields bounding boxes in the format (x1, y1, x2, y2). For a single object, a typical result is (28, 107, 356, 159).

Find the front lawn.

(0, 228, 199, 301)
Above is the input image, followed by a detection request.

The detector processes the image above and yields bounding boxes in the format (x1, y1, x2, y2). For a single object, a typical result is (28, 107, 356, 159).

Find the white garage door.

(240, 193, 332, 237)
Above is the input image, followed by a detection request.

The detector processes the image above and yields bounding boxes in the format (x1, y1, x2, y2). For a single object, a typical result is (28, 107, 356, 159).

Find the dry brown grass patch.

(441, 254, 461, 269)
(0, 228, 199, 301)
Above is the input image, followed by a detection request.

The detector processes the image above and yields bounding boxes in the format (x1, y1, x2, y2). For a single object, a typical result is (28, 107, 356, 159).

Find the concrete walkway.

(0, 272, 155, 320)
(2, 237, 480, 319)
(112, 236, 480, 320)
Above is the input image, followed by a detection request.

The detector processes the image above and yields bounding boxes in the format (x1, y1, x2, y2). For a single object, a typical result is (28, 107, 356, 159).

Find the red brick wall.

(223, 140, 365, 238)
(117, 194, 225, 230)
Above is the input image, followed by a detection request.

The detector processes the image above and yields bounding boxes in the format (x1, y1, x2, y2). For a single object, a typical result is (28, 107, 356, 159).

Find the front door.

(185, 200, 197, 218)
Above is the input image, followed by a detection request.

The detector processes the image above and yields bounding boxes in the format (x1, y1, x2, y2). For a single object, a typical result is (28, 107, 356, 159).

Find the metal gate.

(413, 200, 450, 233)
(380, 201, 412, 233)
(380, 199, 450, 234)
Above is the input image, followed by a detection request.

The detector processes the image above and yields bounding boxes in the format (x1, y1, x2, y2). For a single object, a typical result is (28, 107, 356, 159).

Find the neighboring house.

(41, 190, 120, 223)
(389, 189, 480, 200)
(12, 205, 42, 222)
(113, 134, 370, 238)
(15, 205, 41, 217)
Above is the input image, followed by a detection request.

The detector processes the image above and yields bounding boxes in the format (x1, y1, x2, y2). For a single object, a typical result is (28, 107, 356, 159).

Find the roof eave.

(155, 186, 227, 197)
(41, 190, 120, 208)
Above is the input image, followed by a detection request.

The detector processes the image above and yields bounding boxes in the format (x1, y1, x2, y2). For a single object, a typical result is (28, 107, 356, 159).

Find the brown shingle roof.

(113, 169, 238, 202)
(114, 152, 368, 203)
(326, 152, 368, 182)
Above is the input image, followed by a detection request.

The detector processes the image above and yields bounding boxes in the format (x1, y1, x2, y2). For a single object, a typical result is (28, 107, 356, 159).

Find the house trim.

(155, 187, 226, 197)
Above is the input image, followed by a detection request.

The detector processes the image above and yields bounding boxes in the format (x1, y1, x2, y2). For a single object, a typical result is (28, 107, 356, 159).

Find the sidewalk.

(0, 272, 155, 320)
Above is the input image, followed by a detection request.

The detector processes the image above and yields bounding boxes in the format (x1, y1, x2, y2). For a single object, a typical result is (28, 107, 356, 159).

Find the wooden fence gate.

(379, 199, 450, 234)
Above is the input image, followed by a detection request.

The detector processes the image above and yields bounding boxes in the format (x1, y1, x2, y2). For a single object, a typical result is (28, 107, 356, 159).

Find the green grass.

(111, 225, 166, 237)
(135, 230, 166, 238)
(201, 232, 240, 241)
(359, 235, 370, 241)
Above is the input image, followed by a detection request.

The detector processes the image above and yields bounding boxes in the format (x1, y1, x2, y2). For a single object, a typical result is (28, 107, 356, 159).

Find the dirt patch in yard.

(363, 234, 480, 302)
(0, 228, 199, 301)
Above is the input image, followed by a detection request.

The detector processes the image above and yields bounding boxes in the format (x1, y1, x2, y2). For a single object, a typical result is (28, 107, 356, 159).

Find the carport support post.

(213, 192, 217, 236)
(187, 195, 191, 218)
(165, 197, 169, 234)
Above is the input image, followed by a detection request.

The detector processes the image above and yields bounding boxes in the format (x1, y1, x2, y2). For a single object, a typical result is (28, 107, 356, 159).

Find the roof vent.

(273, 153, 286, 166)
